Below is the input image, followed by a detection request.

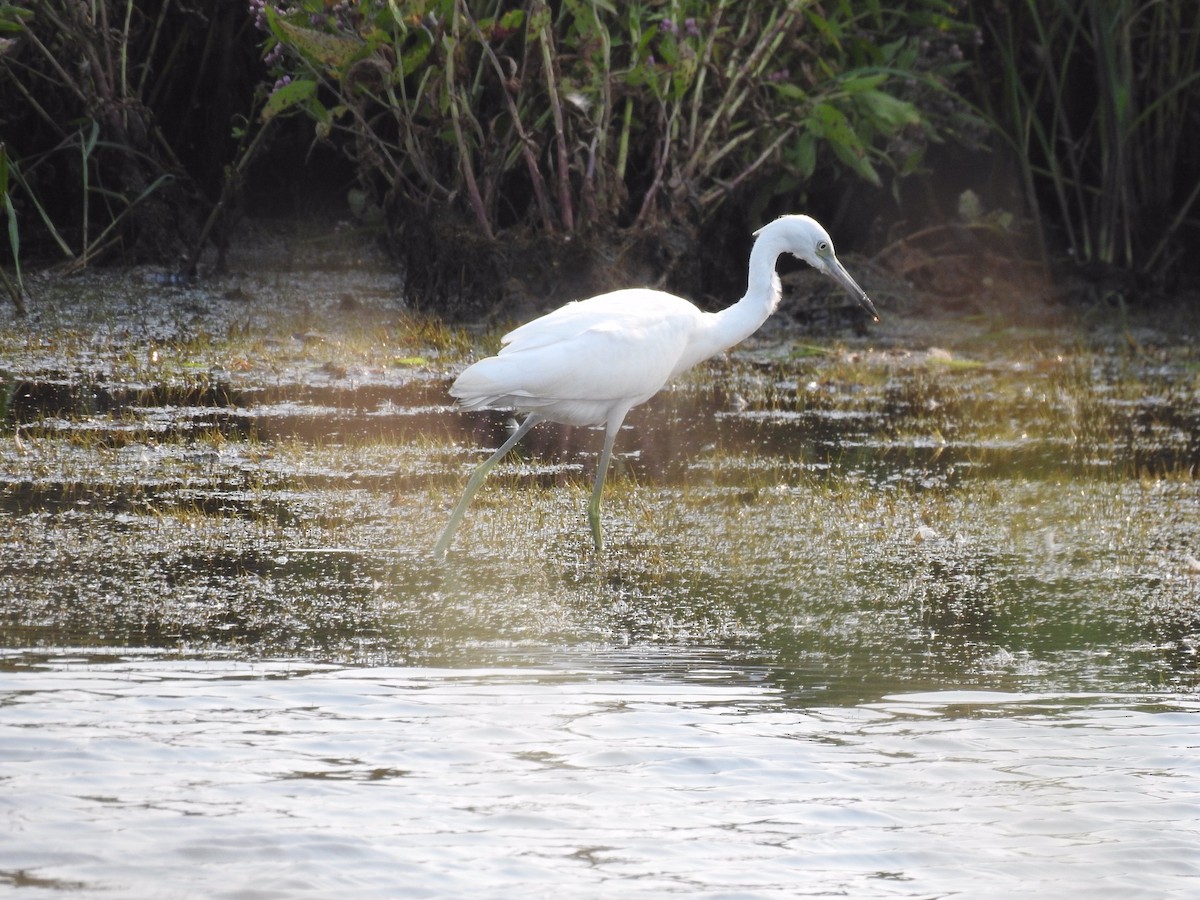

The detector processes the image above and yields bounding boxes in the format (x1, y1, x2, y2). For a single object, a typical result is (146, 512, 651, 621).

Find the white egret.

(432, 214, 877, 558)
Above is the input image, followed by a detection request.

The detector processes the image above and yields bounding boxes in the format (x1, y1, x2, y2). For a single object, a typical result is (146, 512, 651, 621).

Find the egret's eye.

(817, 241, 829, 253)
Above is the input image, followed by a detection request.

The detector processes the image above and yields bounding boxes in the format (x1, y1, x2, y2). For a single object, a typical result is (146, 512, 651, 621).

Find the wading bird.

(432, 214, 877, 558)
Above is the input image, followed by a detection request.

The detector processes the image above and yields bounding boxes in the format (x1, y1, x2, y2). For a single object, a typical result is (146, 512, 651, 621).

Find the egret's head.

(757, 215, 879, 322)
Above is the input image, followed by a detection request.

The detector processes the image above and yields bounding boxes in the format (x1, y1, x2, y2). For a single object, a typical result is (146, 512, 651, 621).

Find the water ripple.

(1, 655, 1196, 898)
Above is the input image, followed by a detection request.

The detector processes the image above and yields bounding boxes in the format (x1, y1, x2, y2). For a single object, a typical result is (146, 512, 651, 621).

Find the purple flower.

(659, 18, 676, 35)
(248, 0, 270, 32)
(684, 17, 700, 38)
(271, 75, 292, 94)
(768, 68, 790, 83)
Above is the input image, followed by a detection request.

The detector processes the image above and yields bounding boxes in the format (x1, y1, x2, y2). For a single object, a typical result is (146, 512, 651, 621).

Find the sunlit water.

(4, 261, 1200, 896)
(2, 651, 1197, 898)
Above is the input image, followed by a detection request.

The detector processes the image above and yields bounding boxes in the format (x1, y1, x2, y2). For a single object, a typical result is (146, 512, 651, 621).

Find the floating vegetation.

(1, 271, 1198, 696)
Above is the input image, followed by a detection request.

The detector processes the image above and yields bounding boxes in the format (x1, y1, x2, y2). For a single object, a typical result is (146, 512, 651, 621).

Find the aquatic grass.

(0, 143, 29, 315)
(389, 313, 473, 359)
(0, 266, 473, 389)
(3, 279, 1198, 690)
(923, 355, 985, 372)
(5, 412, 1198, 692)
(789, 344, 837, 360)
(969, 0, 1200, 278)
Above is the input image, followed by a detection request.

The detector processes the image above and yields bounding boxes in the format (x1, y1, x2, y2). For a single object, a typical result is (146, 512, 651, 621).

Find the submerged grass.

(1, 270, 1198, 693)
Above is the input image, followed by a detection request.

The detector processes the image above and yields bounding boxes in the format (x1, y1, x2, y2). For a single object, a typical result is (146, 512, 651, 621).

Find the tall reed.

(972, 0, 1200, 278)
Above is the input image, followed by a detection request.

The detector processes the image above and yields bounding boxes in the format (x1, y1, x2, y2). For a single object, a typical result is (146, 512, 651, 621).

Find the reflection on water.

(1, 653, 1196, 898)
(3, 276, 1200, 895)
(8, 364, 1200, 482)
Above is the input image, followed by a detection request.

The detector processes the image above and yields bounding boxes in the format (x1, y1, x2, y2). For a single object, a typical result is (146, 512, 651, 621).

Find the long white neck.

(666, 221, 797, 379)
(705, 225, 787, 354)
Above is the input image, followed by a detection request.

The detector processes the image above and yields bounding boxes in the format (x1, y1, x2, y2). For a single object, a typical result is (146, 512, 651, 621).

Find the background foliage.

(969, 0, 1200, 282)
(0, 0, 1197, 313)
(254, 0, 977, 237)
(0, 2, 260, 272)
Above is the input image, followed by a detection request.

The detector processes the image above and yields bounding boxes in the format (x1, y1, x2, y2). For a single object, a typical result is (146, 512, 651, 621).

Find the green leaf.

(832, 142, 880, 186)
(770, 82, 808, 102)
(805, 11, 843, 50)
(856, 89, 920, 130)
(3, 149, 71, 258)
(268, 9, 363, 70)
(790, 344, 835, 359)
(398, 32, 432, 77)
(899, 147, 925, 177)
(790, 131, 817, 179)
(839, 73, 888, 94)
(5, 197, 20, 264)
(809, 102, 859, 148)
(82, 119, 100, 157)
(0, 4, 33, 32)
(527, 4, 552, 35)
(0, 145, 29, 296)
(809, 103, 880, 187)
(878, 37, 907, 63)
(262, 78, 318, 121)
(657, 36, 679, 67)
(499, 9, 526, 31)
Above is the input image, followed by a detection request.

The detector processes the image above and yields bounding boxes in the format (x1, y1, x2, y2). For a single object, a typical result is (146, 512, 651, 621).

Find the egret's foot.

(431, 535, 450, 560)
(587, 501, 604, 555)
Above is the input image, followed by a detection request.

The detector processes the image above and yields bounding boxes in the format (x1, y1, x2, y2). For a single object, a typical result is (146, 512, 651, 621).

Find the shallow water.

(1, 254, 1199, 895)
(3, 653, 1197, 898)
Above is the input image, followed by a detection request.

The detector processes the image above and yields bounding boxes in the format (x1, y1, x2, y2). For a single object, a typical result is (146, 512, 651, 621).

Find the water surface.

(4, 652, 1196, 898)
(1, 254, 1198, 895)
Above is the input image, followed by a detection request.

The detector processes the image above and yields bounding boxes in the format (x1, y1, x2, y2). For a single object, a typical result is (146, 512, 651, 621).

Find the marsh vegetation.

(2, 237, 1196, 701)
(3, 5, 1198, 894)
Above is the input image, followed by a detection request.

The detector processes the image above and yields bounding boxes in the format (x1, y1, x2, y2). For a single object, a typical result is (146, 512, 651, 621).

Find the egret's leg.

(433, 414, 541, 558)
(587, 410, 628, 554)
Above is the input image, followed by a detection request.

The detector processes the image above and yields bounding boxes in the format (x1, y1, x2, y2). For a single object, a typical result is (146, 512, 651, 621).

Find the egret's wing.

(513, 318, 686, 399)
(499, 289, 688, 354)
(452, 293, 703, 413)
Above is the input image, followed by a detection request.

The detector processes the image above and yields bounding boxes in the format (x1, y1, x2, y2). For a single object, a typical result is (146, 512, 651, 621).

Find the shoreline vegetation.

(0, 1, 1196, 319)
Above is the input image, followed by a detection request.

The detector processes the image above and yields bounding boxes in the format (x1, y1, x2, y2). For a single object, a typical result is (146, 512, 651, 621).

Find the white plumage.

(433, 214, 877, 558)
(452, 290, 703, 426)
